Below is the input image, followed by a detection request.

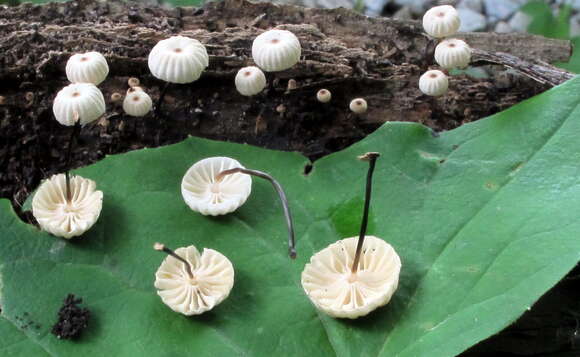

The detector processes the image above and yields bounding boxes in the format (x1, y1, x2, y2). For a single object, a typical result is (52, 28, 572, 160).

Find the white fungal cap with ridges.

(65, 52, 109, 85)
(148, 36, 209, 84)
(53, 83, 106, 126)
(422, 5, 460, 38)
(434, 38, 471, 69)
(317, 89, 331, 103)
(154, 245, 234, 316)
(123, 88, 153, 117)
(349, 98, 367, 114)
(301, 236, 401, 319)
(252, 29, 301, 72)
(235, 66, 267, 96)
(181, 157, 252, 216)
(32, 174, 103, 239)
(419, 70, 449, 96)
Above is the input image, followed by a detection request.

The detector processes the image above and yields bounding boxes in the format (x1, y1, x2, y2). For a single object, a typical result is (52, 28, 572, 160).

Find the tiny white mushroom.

(148, 36, 209, 84)
(123, 88, 153, 117)
(316, 89, 331, 103)
(53, 83, 106, 126)
(128, 77, 140, 88)
(181, 157, 252, 216)
(434, 38, 471, 69)
(419, 70, 449, 96)
(252, 29, 301, 72)
(235, 66, 267, 96)
(65, 52, 109, 85)
(422, 5, 461, 38)
(32, 174, 103, 239)
(349, 98, 367, 114)
(154, 243, 234, 316)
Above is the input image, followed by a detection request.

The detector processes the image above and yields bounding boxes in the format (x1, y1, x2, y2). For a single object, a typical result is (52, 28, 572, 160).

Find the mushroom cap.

(181, 156, 252, 216)
(65, 51, 109, 85)
(52, 83, 106, 126)
(252, 29, 301, 72)
(148, 36, 209, 84)
(419, 70, 449, 96)
(301, 236, 401, 319)
(316, 89, 332, 103)
(123, 88, 153, 117)
(235, 66, 267, 96)
(349, 98, 368, 114)
(154, 245, 234, 316)
(32, 174, 103, 239)
(434, 38, 471, 69)
(422, 5, 460, 38)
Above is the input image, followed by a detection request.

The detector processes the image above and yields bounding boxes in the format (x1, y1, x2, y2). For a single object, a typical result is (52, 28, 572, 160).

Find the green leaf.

(2, 77, 580, 356)
(522, 1, 571, 39)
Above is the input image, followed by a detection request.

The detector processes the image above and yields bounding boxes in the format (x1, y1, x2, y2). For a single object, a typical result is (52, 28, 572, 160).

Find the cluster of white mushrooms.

(419, 5, 472, 97)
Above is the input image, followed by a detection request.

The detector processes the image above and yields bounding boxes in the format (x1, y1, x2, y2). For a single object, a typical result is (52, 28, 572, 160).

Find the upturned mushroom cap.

(65, 52, 109, 85)
(422, 5, 461, 38)
(252, 29, 301, 72)
(181, 157, 252, 216)
(154, 245, 234, 316)
(316, 89, 332, 103)
(301, 236, 401, 319)
(148, 36, 209, 84)
(235, 66, 267, 96)
(32, 174, 103, 239)
(434, 38, 471, 69)
(349, 98, 368, 114)
(419, 70, 449, 96)
(123, 88, 153, 117)
(52, 83, 106, 126)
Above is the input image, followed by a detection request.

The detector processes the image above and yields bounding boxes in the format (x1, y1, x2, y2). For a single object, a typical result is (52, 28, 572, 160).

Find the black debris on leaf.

(51, 294, 90, 340)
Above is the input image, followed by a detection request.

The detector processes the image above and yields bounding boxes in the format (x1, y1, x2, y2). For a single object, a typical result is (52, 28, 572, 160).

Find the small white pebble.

(423, 5, 460, 38)
(349, 98, 367, 114)
(419, 70, 449, 96)
(317, 89, 331, 103)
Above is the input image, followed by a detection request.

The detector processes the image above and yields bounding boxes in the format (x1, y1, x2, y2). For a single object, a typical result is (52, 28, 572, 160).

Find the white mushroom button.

(52, 83, 106, 126)
(422, 5, 461, 38)
(349, 98, 368, 114)
(123, 88, 153, 117)
(181, 157, 252, 216)
(148, 36, 209, 84)
(252, 29, 301, 72)
(154, 244, 234, 316)
(434, 38, 472, 69)
(235, 66, 267, 96)
(32, 174, 103, 239)
(65, 52, 109, 85)
(316, 89, 331, 103)
(419, 70, 449, 96)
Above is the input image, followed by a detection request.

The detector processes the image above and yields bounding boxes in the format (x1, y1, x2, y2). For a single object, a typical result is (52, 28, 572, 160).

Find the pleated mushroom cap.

(181, 157, 252, 216)
(419, 70, 449, 96)
(422, 5, 461, 38)
(434, 38, 471, 69)
(52, 83, 106, 126)
(32, 174, 103, 239)
(235, 66, 267, 96)
(316, 89, 332, 103)
(123, 88, 153, 117)
(154, 245, 234, 316)
(252, 29, 301, 72)
(148, 36, 209, 84)
(65, 51, 109, 85)
(349, 98, 368, 114)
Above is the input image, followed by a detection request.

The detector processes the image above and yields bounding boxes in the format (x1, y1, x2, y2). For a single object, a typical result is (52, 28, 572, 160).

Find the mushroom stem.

(154, 242, 195, 279)
(216, 167, 297, 259)
(155, 82, 170, 116)
(64, 121, 82, 202)
(351, 152, 380, 274)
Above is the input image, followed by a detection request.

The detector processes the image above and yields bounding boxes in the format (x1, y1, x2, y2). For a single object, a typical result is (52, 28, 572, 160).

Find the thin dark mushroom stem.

(351, 152, 380, 274)
(64, 120, 82, 202)
(154, 243, 195, 279)
(155, 82, 170, 116)
(216, 167, 297, 259)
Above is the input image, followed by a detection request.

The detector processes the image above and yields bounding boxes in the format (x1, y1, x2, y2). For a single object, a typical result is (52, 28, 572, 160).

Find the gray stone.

(458, 7, 487, 32)
(508, 11, 532, 33)
(393, 5, 413, 20)
(484, 0, 526, 22)
(571, 13, 580, 38)
(458, 0, 483, 13)
(393, 0, 430, 15)
(364, 0, 389, 16)
(494, 21, 512, 33)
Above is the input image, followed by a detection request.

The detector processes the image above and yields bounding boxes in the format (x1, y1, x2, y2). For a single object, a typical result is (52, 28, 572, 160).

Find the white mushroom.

(123, 88, 153, 117)
(422, 5, 461, 38)
(252, 29, 301, 72)
(235, 66, 267, 96)
(301, 236, 401, 319)
(32, 174, 103, 239)
(349, 98, 367, 114)
(181, 157, 252, 216)
(53, 83, 106, 126)
(65, 52, 109, 85)
(316, 89, 331, 103)
(154, 244, 234, 316)
(434, 38, 471, 69)
(128, 77, 140, 88)
(148, 36, 209, 84)
(419, 70, 449, 96)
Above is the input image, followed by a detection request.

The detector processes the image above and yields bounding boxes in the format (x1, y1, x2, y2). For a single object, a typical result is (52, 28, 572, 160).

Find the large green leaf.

(2, 77, 580, 356)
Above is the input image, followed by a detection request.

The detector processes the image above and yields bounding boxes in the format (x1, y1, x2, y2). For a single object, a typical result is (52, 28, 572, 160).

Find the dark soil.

(51, 294, 90, 340)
